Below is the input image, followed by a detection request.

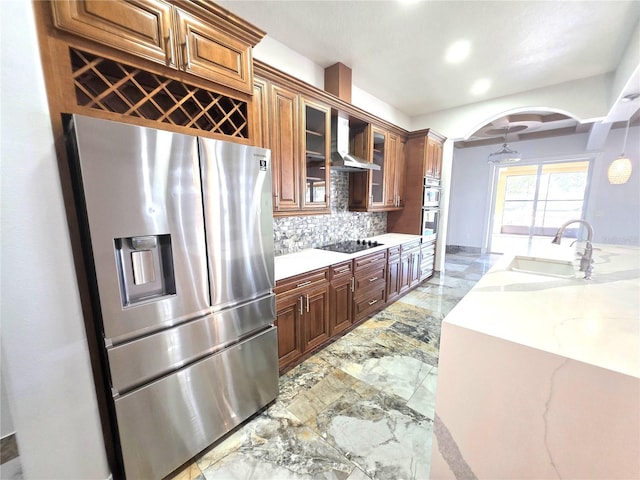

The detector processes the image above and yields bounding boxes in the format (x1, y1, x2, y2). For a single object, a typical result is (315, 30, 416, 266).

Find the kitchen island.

(430, 244, 640, 479)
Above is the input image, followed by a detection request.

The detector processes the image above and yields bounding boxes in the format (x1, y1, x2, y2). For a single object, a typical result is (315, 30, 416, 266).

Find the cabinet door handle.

(275, 193, 280, 210)
(181, 36, 191, 70)
(296, 280, 312, 288)
(368, 299, 378, 306)
(368, 276, 378, 282)
(164, 34, 173, 66)
(299, 296, 303, 315)
(306, 294, 310, 312)
(351, 276, 355, 292)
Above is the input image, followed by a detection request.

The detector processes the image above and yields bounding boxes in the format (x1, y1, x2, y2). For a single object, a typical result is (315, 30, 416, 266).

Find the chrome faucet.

(551, 219, 594, 279)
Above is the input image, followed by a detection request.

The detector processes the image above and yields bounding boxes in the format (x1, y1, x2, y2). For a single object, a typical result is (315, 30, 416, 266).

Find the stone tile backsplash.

(273, 171, 387, 256)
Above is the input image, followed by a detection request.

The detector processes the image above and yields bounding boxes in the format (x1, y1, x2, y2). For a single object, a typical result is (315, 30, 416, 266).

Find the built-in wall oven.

(423, 177, 441, 207)
(422, 207, 440, 239)
(422, 177, 440, 239)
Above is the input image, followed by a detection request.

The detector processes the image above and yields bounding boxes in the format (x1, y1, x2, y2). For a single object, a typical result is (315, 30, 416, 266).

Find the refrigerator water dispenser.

(115, 235, 176, 306)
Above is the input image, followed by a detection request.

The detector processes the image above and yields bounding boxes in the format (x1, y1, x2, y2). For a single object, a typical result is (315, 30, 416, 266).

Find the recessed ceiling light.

(445, 40, 471, 64)
(471, 78, 491, 95)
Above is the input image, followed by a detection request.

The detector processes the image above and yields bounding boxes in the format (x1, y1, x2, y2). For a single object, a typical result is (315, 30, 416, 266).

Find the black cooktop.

(317, 239, 383, 254)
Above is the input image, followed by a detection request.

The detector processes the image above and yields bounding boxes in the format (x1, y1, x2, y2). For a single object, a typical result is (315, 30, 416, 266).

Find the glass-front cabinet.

(302, 99, 330, 210)
(348, 124, 403, 212)
(370, 127, 386, 207)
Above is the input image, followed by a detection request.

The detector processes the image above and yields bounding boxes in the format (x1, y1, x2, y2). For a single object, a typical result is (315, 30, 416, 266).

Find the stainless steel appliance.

(65, 115, 278, 479)
(317, 239, 384, 254)
(423, 177, 441, 207)
(422, 207, 440, 239)
(421, 177, 440, 240)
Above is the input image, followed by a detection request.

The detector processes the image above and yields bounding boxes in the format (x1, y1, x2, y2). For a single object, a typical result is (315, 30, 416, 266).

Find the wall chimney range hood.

(330, 113, 380, 172)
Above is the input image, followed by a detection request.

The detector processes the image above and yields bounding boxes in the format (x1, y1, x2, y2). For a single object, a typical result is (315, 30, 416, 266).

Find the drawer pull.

(368, 299, 378, 306)
(334, 267, 350, 274)
(368, 276, 378, 282)
(296, 280, 312, 288)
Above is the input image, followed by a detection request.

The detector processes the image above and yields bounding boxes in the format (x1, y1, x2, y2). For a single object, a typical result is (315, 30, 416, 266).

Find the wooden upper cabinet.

(301, 98, 330, 211)
(395, 138, 406, 207)
(261, 77, 330, 216)
(425, 134, 444, 179)
(50, 0, 261, 94)
(51, 0, 174, 65)
(270, 84, 300, 213)
(173, 8, 252, 93)
(252, 77, 269, 149)
(349, 125, 404, 212)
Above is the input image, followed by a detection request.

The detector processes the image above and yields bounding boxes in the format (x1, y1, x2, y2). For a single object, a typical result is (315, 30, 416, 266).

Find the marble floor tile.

(311, 381, 433, 480)
(407, 366, 439, 420)
(166, 253, 495, 480)
(197, 401, 355, 480)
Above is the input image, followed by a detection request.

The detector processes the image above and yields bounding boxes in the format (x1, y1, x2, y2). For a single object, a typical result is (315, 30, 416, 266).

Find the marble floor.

(167, 252, 500, 480)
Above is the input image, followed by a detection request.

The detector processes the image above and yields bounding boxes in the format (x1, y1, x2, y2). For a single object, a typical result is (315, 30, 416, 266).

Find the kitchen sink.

(508, 255, 576, 278)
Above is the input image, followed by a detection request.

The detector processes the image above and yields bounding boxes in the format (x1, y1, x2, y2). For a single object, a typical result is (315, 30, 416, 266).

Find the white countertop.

(274, 233, 425, 281)
(443, 243, 640, 378)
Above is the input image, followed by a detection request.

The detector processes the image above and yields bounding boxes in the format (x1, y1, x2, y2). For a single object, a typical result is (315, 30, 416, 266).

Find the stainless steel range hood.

(330, 113, 380, 172)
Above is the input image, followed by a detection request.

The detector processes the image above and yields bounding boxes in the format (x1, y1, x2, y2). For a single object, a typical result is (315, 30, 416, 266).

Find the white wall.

(447, 126, 640, 249)
(254, 36, 411, 130)
(0, 2, 110, 478)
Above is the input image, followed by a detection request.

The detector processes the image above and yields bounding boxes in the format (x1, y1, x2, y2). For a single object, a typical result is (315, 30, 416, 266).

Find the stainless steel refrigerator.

(65, 114, 278, 479)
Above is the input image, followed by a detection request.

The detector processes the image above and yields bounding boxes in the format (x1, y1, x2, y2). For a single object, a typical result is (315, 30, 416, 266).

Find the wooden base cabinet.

(399, 240, 421, 294)
(353, 250, 388, 323)
(329, 261, 354, 336)
(274, 268, 329, 371)
(386, 245, 402, 303)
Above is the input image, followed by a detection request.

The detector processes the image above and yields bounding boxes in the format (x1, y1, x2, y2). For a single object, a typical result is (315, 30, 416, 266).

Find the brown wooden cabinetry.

(386, 245, 402, 303)
(349, 126, 405, 212)
(301, 98, 331, 210)
(353, 250, 387, 322)
(50, 0, 259, 94)
(259, 78, 330, 216)
(270, 83, 301, 212)
(399, 240, 421, 294)
(329, 261, 354, 336)
(387, 129, 446, 234)
(274, 268, 330, 371)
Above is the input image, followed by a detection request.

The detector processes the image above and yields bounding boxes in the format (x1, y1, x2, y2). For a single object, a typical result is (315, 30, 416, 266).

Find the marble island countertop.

(443, 243, 640, 378)
(432, 243, 640, 479)
(274, 233, 425, 281)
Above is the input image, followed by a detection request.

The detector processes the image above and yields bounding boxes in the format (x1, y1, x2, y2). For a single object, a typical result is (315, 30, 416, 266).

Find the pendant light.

(488, 126, 521, 164)
(608, 117, 633, 185)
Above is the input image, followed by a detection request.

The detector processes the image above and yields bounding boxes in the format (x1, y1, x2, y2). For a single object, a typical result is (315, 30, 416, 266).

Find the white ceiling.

(219, 0, 640, 141)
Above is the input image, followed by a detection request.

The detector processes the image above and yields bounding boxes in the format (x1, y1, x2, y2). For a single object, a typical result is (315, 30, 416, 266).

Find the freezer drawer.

(108, 294, 275, 393)
(114, 327, 278, 480)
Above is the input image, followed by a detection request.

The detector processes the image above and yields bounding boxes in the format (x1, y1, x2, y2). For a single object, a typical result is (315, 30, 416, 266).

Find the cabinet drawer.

(354, 264, 386, 295)
(421, 243, 436, 257)
(387, 245, 401, 258)
(354, 286, 386, 321)
(401, 240, 421, 254)
(330, 260, 353, 280)
(274, 268, 328, 295)
(354, 250, 387, 271)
